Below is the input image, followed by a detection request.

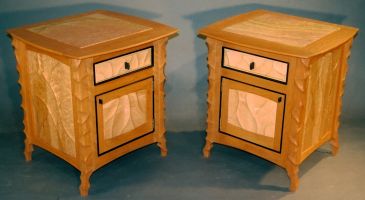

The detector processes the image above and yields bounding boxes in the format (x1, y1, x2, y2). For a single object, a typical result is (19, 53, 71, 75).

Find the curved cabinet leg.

(157, 136, 168, 157)
(331, 132, 339, 156)
(24, 138, 33, 162)
(79, 170, 92, 196)
(286, 164, 299, 192)
(203, 139, 213, 158)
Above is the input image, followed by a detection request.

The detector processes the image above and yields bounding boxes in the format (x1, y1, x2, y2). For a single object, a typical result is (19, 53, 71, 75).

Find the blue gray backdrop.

(0, 0, 364, 134)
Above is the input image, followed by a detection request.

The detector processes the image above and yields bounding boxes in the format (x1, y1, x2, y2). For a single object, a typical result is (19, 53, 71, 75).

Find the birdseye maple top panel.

(28, 13, 152, 48)
(199, 10, 358, 58)
(223, 12, 340, 47)
(8, 10, 177, 58)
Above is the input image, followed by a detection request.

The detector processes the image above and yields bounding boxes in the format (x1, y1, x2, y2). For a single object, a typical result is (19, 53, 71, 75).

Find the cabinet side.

(203, 38, 223, 158)
(12, 39, 34, 161)
(300, 46, 343, 161)
(25, 47, 77, 160)
(331, 39, 354, 155)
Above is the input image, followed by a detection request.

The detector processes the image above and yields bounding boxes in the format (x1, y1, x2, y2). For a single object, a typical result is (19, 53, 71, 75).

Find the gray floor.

(0, 121, 364, 200)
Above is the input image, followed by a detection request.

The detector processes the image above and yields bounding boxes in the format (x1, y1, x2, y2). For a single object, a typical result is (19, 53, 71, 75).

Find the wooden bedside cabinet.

(8, 10, 177, 196)
(198, 10, 358, 191)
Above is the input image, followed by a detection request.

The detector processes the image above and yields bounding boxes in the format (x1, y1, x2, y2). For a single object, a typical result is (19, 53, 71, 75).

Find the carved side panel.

(94, 48, 152, 83)
(12, 39, 34, 161)
(227, 89, 277, 138)
(26, 50, 76, 157)
(286, 58, 311, 191)
(301, 48, 342, 153)
(203, 38, 222, 157)
(153, 38, 168, 155)
(103, 89, 147, 139)
(332, 39, 354, 155)
(70, 58, 96, 196)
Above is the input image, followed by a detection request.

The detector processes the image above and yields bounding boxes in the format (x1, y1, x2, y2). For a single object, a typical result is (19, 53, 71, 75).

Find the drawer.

(222, 47, 288, 83)
(94, 47, 153, 84)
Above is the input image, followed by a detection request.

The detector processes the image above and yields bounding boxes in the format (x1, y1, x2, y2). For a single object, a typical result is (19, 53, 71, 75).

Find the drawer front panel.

(94, 47, 153, 84)
(223, 47, 288, 83)
(220, 77, 285, 152)
(95, 77, 154, 155)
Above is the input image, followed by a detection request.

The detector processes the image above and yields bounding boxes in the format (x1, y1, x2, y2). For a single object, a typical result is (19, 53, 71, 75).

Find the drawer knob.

(249, 62, 255, 70)
(98, 99, 103, 104)
(278, 97, 282, 103)
(124, 62, 130, 70)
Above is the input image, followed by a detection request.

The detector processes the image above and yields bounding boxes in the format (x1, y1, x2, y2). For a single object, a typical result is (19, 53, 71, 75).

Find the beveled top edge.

(8, 10, 178, 59)
(198, 9, 358, 58)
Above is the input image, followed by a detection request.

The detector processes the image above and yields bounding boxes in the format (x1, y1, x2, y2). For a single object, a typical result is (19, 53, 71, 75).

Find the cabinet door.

(95, 78, 154, 155)
(220, 78, 285, 152)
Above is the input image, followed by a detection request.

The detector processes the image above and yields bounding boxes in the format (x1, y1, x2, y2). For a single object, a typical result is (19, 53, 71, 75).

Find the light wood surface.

(27, 50, 76, 157)
(8, 10, 177, 59)
(9, 10, 177, 196)
(223, 48, 288, 82)
(94, 47, 152, 83)
(96, 78, 153, 154)
(220, 78, 284, 151)
(28, 13, 151, 48)
(199, 9, 358, 192)
(199, 9, 358, 58)
(223, 12, 339, 47)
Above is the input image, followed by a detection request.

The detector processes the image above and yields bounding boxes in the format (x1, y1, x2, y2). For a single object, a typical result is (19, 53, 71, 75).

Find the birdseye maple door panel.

(220, 77, 285, 152)
(95, 77, 154, 155)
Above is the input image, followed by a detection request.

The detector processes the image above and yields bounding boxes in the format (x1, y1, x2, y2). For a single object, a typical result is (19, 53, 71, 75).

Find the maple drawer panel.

(94, 47, 153, 84)
(223, 47, 288, 83)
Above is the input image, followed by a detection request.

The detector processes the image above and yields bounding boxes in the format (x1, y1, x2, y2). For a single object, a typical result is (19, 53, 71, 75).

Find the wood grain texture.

(224, 48, 288, 82)
(94, 48, 151, 83)
(8, 10, 178, 59)
(29, 13, 151, 48)
(332, 39, 353, 156)
(199, 10, 358, 58)
(103, 90, 147, 139)
(301, 48, 342, 157)
(200, 9, 358, 193)
(27, 50, 76, 157)
(12, 39, 34, 161)
(224, 13, 339, 47)
(227, 89, 277, 138)
(153, 38, 168, 156)
(9, 10, 176, 197)
(70, 58, 96, 196)
(285, 58, 310, 192)
(203, 38, 222, 158)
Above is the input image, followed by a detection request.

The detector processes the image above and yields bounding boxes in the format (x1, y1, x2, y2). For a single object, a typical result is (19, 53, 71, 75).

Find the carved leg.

(79, 171, 92, 196)
(203, 138, 213, 158)
(286, 164, 299, 192)
(157, 135, 168, 157)
(331, 131, 339, 156)
(24, 138, 33, 162)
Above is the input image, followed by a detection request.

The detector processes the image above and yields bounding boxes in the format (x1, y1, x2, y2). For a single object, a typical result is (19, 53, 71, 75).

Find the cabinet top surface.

(8, 10, 178, 58)
(199, 10, 358, 58)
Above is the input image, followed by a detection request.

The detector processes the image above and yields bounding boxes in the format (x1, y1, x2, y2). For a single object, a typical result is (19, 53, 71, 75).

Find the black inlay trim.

(95, 76, 155, 156)
(218, 76, 286, 153)
(221, 47, 290, 85)
(93, 46, 154, 85)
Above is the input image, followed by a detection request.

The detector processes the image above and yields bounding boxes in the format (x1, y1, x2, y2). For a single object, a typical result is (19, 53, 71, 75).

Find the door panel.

(220, 78, 285, 152)
(96, 78, 154, 155)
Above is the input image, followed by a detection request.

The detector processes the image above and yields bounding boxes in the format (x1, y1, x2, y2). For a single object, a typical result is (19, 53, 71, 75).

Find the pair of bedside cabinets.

(8, 9, 358, 195)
